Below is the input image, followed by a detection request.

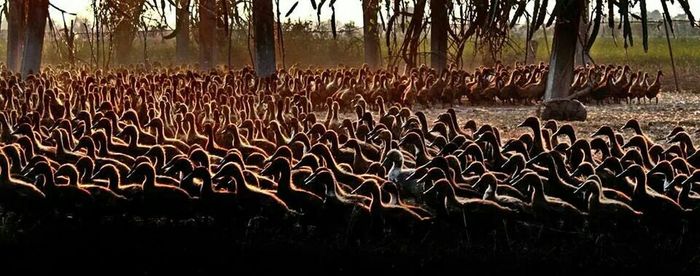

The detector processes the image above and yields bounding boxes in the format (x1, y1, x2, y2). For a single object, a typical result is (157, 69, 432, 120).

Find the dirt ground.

(421, 92, 700, 143)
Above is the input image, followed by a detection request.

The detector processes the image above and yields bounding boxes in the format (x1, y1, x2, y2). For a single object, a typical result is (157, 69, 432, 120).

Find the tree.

(574, 1, 592, 66)
(252, 0, 276, 77)
(176, 0, 192, 63)
(430, 0, 448, 72)
(362, 0, 381, 68)
(199, 0, 217, 69)
(111, 0, 147, 65)
(540, 0, 587, 121)
(6, 0, 26, 73)
(20, 0, 49, 76)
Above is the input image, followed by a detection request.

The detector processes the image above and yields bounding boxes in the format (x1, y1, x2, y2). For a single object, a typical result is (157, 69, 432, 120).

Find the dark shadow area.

(2, 213, 700, 275)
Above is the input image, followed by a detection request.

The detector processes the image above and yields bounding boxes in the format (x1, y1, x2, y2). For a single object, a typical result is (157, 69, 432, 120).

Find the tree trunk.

(252, 0, 276, 77)
(113, 0, 146, 65)
(430, 0, 448, 72)
(362, 0, 380, 69)
(541, 0, 587, 121)
(20, 0, 48, 77)
(574, 1, 592, 66)
(176, 0, 192, 63)
(199, 0, 217, 69)
(6, 0, 26, 73)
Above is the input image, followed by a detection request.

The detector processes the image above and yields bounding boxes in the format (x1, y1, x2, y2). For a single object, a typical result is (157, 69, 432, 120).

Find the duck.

(382, 149, 423, 199)
(677, 172, 700, 210)
(144, 117, 191, 153)
(473, 173, 532, 216)
(380, 181, 433, 218)
(261, 157, 323, 215)
(424, 179, 515, 232)
(73, 136, 131, 177)
(341, 138, 379, 174)
(0, 153, 46, 212)
(517, 117, 547, 157)
(620, 119, 654, 147)
(591, 126, 625, 158)
(24, 161, 94, 214)
(90, 130, 137, 167)
(218, 161, 295, 220)
(352, 179, 432, 234)
(119, 109, 157, 145)
(512, 172, 586, 227)
(55, 163, 127, 213)
(126, 162, 193, 217)
(182, 166, 240, 216)
(617, 164, 687, 223)
(91, 164, 143, 201)
(574, 176, 642, 222)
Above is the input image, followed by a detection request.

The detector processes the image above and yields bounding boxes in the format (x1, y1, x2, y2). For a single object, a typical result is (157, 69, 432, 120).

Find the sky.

(31, 0, 700, 28)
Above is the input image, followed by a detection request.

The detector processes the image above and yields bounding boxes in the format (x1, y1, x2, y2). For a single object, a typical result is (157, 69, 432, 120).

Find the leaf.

(535, 0, 548, 29)
(163, 27, 179, 40)
(677, 0, 696, 27)
(660, 0, 675, 33)
(285, 1, 299, 17)
(586, 0, 603, 51)
(621, 0, 633, 48)
(546, 0, 561, 27)
(608, 0, 615, 29)
(510, 0, 527, 28)
(330, 2, 337, 39)
(529, 0, 541, 39)
(640, 0, 648, 52)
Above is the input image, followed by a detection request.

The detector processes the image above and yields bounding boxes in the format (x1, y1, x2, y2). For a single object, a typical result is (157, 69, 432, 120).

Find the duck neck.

(277, 165, 292, 192)
(633, 173, 647, 196)
(680, 183, 691, 203)
(608, 134, 624, 158)
(682, 136, 697, 156)
(0, 158, 9, 183)
(199, 172, 214, 196)
(484, 182, 497, 200)
(231, 127, 243, 147)
(142, 168, 156, 190)
(368, 186, 383, 212)
(42, 170, 56, 189)
(532, 183, 546, 203)
(273, 126, 287, 145)
(531, 126, 544, 154)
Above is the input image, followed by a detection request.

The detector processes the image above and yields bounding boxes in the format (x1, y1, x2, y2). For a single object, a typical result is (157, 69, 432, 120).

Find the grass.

(14, 32, 696, 92)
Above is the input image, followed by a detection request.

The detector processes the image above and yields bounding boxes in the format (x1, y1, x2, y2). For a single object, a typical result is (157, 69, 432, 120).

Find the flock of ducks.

(0, 65, 683, 243)
(369, 62, 662, 106)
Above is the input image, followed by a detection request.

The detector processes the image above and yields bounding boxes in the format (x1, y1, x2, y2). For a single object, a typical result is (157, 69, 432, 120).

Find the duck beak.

(303, 174, 317, 186)
(125, 170, 136, 181)
(260, 165, 272, 176)
(621, 140, 633, 148)
(615, 170, 628, 179)
(90, 171, 102, 180)
(500, 160, 512, 171)
(423, 184, 436, 195)
(472, 177, 485, 189)
(23, 165, 38, 177)
(511, 176, 527, 189)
